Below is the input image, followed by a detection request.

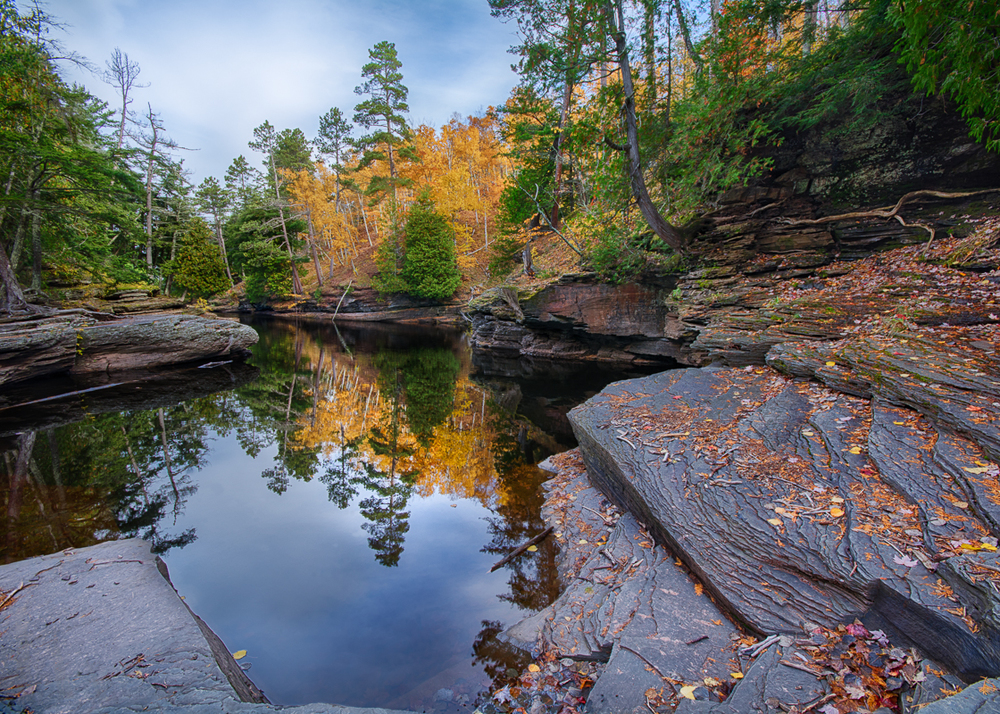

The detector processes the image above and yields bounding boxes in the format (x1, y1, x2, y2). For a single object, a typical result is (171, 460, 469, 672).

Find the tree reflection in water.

(0, 317, 655, 695)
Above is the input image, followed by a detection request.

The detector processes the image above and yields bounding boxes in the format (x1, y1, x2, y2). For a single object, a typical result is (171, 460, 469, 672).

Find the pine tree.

(165, 218, 230, 298)
(401, 190, 461, 300)
(353, 41, 417, 202)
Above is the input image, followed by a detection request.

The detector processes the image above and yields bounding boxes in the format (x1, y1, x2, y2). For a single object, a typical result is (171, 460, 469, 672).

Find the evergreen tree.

(401, 190, 461, 300)
(353, 41, 417, 202)
(314, 107, 353, 207)
(165, 218, 230, 298)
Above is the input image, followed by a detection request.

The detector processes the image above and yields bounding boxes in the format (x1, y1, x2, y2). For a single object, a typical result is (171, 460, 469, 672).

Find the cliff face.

(470, 94, 1000, 368)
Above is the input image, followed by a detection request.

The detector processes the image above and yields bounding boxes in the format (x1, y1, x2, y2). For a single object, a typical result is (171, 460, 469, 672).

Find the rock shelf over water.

(0, 539, 414, 714)
(0, 313, 258, 387)
(550, 335, 1000, 710)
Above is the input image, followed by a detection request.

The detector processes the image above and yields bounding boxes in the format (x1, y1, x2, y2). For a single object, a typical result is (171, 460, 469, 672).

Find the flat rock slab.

(0, 313, 258, 387)
(513, 452, 742, 713)
(568, 366, 1000, 683)
(0, 539, 414, 714)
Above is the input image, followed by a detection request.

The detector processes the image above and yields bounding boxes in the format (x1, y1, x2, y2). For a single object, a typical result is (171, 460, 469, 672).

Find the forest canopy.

(0, 0, 996, 311)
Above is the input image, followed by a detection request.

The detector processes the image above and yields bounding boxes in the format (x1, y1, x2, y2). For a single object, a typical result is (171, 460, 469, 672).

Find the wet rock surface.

(0, 539, 414, 714)
(0, 313, 258, 387)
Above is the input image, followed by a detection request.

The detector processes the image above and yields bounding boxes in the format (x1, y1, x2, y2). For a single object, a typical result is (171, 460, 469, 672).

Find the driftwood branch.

(781, 188, 1000, 227)
(332, 279, 353, 320)
(490, 526, 554, 572)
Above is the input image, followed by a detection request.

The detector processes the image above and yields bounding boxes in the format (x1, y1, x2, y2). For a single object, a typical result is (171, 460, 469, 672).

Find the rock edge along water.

(0, 314, 259, 388)
(0, 539, 415, 714)
(557, 359, 1000, 711)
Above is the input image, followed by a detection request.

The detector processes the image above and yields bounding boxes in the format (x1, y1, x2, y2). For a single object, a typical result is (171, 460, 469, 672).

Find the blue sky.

(44, 0, 521, 185)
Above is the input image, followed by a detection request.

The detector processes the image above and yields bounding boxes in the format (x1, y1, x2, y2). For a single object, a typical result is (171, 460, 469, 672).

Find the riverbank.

(484, 227, 1000, 713)
(0, 539, 415, 714)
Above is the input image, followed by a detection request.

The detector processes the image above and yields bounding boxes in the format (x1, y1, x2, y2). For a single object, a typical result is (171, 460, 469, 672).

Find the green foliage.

(487, 230, 524, 279)
(400, 347, 460, 447)
(241, 240, 292, 303)
(353, 41, 416, 202)
(164, 218, 230, 298)
(401, 191, 461, 300)
(273, 127, 313, 174)
(889, 0, 1000, 151)
(371, 201, 408, 295)
(494, 89, 558, 225)
(371, 234, 407, 295)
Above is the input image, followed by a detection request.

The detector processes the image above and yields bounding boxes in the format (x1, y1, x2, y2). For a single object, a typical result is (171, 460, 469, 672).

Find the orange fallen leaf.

(830, 508, 845, 517)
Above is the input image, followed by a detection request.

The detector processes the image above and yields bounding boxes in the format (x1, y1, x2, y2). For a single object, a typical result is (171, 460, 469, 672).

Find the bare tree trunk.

(642, 0, 658, 106)
(306, 206, 323, 288)
(606, 0, 686, 253)
(0, 237, 29, 313)
(671, 0, 703, 73)
(145, 107, 159, 269)
(212, 214, 234, 286)
(29, 187, 42, 292)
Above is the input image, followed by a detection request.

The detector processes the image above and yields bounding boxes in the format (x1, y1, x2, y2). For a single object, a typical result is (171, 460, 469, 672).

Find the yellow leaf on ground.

(528, 664, 541, 673)
(527, 545, 538, 552)
(680, 685, 698, 700)
(704, 677, 721, 687)
(802, 430, 815, 436)
(232, 650, 247, 660)
(955, 501, 969, 509)
(767, 518, 783, 526)
(831, 497, 845, 503)
(893, 421, 906, 425)
(825, 361, 836, 367)
(848, 447, 863, 455)
(830, 508, 846, 517)
(964, 467, 989, 474)
(731, 672, 744, 679)
(578, 539, 588, 544)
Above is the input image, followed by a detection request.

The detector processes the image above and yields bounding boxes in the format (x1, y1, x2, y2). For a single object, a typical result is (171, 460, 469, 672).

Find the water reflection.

(0, 316, 657, 708)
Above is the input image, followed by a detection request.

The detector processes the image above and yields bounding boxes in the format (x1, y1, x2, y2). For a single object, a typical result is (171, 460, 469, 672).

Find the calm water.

(0, 316, 655, 710)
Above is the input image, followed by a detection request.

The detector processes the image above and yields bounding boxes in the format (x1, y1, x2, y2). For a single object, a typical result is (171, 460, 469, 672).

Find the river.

(0, 316, 657, 711)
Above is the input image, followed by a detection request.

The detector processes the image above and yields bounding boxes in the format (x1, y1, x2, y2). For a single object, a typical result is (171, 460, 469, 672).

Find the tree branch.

(518, 183, 584, 256)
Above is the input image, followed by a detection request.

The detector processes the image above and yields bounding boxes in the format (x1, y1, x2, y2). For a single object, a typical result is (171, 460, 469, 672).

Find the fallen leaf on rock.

(527, 545, 538, 552)
(831, 497, 845, 504)
(704, 677, 721, 687)
(955, 501, 969, 509)
(964, 467, 990, 474)
(528, 664, 541, 673)
(680, 685, 698, 700)
(768, 518, 783, 526)
(232, 650, 247, 660)
(830, 508, 845, 517)
(848, 446, 863, 455)
(825, 361, 837, 367)
(730, 672, 744, 679)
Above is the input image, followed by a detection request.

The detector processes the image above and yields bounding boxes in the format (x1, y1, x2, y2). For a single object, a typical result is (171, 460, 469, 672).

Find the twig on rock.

(0, 581, 33, 610)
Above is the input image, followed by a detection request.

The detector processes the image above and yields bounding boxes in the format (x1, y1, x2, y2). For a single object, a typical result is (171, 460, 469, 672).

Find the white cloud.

(43, 0, 518, 183)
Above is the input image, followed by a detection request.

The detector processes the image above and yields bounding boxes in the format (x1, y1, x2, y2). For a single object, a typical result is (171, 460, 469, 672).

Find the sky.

(43, 0, 522, 186)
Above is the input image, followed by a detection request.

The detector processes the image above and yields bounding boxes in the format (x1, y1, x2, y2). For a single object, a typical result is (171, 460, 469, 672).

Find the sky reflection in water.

(0, 317, 656, 709)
